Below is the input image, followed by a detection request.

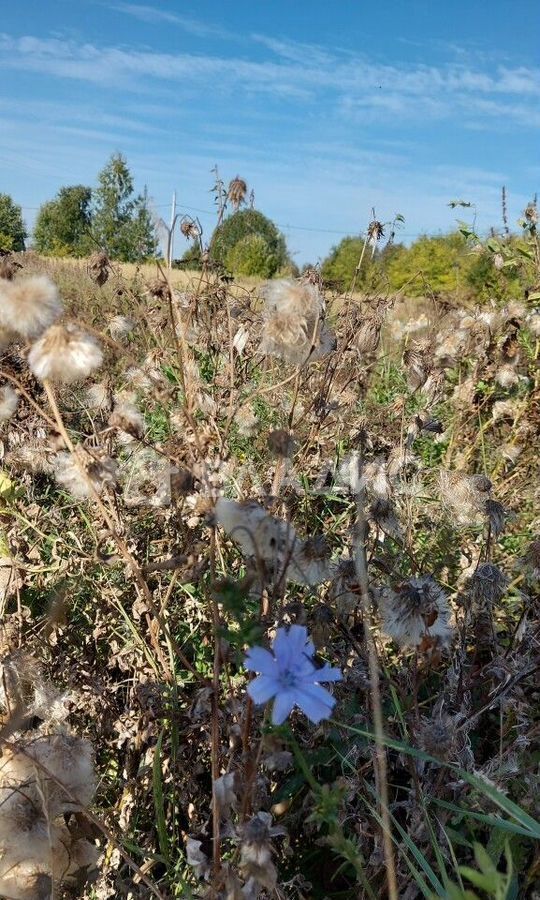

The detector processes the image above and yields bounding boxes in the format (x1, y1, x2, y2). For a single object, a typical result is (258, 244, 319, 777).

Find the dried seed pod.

(87, 251, 110, 286)
(469, 563, 508, 607)
(227, 176, 248, 209)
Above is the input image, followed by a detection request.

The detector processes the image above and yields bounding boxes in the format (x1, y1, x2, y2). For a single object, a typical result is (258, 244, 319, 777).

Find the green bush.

(226, 233, 276, 277)
(210, 208, 288, 277)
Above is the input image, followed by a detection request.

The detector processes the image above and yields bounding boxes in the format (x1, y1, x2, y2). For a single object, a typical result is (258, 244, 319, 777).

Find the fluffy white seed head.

(214, 498, 335, 586)
(495, 364, 519, 389)
(109, 399, 145, 442)
(0, 275, 63, 339)
(526, 309, 540, 336)
(0, 384, 18, 423)
(379, 576, 454, 648)
(260, 278, 327, 365)
(28, 324, 103, 383)
(53, 451, 118, 499)
(108, 314, 135, 341)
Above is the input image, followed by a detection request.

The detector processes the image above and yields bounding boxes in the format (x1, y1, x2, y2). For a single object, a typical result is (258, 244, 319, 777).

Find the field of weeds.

(0, 246, 539, 900)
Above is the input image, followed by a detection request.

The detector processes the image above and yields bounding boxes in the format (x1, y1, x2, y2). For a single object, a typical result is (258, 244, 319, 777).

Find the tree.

(92, 154, 157, 262)
(321, 236, 401, 291)
(33, 185, 92, 257)
(209, 208, 289, 277)
(385, 233, 467, 297)
(226, 233, 277, 278)
(0, 194, 27, 252)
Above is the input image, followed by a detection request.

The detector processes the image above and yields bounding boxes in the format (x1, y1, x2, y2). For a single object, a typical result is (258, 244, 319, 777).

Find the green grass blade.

(153, 729, 170, 864)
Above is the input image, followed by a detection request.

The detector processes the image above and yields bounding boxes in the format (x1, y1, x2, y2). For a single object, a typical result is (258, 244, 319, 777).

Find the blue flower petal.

(294, 683, 336, 724)
(244, 646, 278, 676)
(272, 625, 309, 671)
(247, 674, 279, 705)
(271, 690, 296, 725)
(311, 663, 343, 683)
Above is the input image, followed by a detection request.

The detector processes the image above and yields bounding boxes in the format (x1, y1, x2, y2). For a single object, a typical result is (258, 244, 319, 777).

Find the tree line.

(1, 153, 157, 262)
(0, 152, 531, 301)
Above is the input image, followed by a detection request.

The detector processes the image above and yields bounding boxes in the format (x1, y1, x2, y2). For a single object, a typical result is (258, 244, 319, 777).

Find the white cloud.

(108, 2, 234, 39)
(0, 32, 539, 125)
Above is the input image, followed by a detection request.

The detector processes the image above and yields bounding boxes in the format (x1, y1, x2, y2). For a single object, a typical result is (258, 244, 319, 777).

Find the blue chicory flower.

(244, 624, 342, 725)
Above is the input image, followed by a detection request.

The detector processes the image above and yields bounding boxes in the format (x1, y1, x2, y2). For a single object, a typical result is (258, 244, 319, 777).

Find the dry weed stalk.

(0, 249, 538, 899)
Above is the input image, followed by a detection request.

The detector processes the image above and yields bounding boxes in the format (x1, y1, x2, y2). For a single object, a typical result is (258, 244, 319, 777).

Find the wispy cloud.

(0, 31, 539, 128)
(108, 3, 234, 39)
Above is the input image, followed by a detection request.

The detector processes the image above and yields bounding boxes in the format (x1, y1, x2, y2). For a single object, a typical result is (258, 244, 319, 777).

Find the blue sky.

(1, 0, 538, 263)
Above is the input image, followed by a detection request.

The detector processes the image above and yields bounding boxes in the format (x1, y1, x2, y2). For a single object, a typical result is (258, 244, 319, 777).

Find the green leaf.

(474, 843, 498, 876)
(152, 730, 170, 864)
(459, 866, 498, 893)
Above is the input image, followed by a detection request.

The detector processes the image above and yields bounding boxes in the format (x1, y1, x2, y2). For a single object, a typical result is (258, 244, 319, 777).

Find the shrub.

(210, 208, 288, 276)
(226, 233, 276, 277)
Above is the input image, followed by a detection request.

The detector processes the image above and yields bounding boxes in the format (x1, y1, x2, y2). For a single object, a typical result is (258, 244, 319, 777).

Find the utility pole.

(167, 190, 177, 268)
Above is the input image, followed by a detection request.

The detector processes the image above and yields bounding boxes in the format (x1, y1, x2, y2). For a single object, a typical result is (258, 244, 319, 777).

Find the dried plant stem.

(209, 527, 222, 876)
(352, 490, 398, 900)
(0, 367, 58, 430)
(41, 379, 201, 682)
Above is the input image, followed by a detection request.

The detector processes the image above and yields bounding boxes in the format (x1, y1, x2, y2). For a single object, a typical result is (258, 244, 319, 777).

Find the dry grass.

(0, 251, 539, 900)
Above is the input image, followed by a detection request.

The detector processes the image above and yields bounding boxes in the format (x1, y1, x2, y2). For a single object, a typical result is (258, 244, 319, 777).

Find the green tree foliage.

(92, 154, 157, 262)
(0, 194, 27, 252)
(385, 233, 468, 296)
(226, 233, 277, 278)
(321, 236, 402, 291)
(210, 208, 288, 277)
(177, 242, 203, 270)
(33, 185, 92, 257)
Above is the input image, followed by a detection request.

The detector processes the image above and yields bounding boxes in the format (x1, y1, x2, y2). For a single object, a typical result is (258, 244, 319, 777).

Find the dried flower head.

(439, 469, 493, 526)
(355, 314, 383, 354)
(53, 451, 118, 499)
(108, 314, 135, 341)
(239, 812, 285, 893)
(524, 202, 538, 224)
(0, 252, 22, 281)
(360, 456, 392, 500)
(214, 498, 336, 586)
(234, 404, 258, 436)
(227, 176, 248, 209)
(180, 218, 201, 240)
(367, 219, 385, 244)
(403, 339, 431, 391)
(28, 323, 103, 383)
(0, 384, 18, 423)
(109, 399, 145, 441)
(379, 575, 454, 648)
(86, 380, 113, 412)
(267, 428, 296, 458)
(260, 278, 325, 366)
(469, 563, 508, 606)
(87, 251, 110, 286)
(0, 732, 97, 895)
(485, 499, 507, 536)
(368, 498, 403, 540)
(492, 400, 516, 423)
(495, 364, 519, 389)
(0, 275, 62, 339)
(526, 308, 540, 336)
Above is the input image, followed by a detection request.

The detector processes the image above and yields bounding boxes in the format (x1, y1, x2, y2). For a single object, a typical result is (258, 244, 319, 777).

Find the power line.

(20, 201, 448, 240)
